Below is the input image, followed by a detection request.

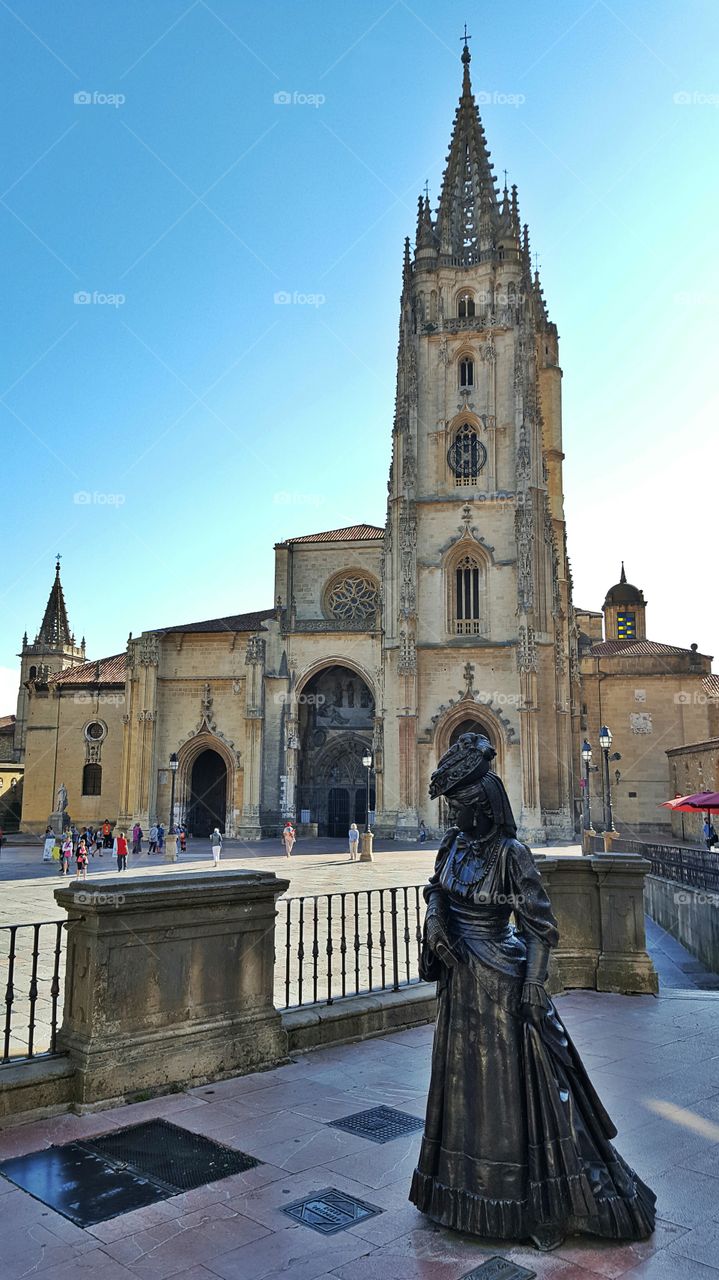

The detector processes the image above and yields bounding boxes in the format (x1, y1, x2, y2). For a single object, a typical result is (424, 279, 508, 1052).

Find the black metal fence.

(278, 885, 426, 1009)
(1, 921, 65, 1062)
(644, 844, 719, 894)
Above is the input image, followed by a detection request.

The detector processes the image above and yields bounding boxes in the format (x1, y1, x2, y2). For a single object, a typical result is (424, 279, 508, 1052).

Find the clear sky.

(2, 0, 718, 714)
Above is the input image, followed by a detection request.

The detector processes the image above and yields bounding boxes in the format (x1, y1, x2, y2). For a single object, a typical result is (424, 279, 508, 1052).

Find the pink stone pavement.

(2, 958, 719, 1279)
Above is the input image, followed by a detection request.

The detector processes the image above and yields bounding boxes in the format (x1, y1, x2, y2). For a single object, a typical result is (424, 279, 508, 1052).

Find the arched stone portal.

(188, 749, 227, 837)
(296, 664, 376, 836)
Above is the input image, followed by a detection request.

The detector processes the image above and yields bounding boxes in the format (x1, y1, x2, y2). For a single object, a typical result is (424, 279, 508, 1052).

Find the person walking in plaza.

(148, 823, 158, 855)
(210, 826, 223, 867)
(157, 823, 165, 855)
(348, 822, 360, 860)
(703, 818, 717, 851)
(94, 828, 103, 858)
(282, 821, 296, 858)
(178, 824, 187, 854)
(102, 818, 113, 850)
(115, 830, 128, 871)
(75, 838, 88, 881)
(419, 820, 427, 844)
(131, 822, 143, 855)
(60, 834, 72, 876)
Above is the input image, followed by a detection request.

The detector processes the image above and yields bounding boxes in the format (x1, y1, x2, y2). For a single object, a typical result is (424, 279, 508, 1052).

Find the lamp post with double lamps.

(169, 753, 179, 831)
(359, 751, 374, 862)
(581, 739, 598, 854)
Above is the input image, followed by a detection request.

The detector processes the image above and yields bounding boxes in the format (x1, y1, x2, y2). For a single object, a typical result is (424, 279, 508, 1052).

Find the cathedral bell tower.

(381, 39, 575, 841)
(13, 558, 86, 760)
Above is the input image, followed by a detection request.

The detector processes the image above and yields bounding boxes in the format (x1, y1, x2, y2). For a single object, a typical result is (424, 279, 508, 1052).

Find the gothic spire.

(620, 561, 627, 584)
(36, 558, 72, 648)
(436, 38, 500, 263)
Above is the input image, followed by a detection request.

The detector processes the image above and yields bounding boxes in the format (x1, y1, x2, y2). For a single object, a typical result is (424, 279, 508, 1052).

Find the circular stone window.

(324, 573, 380, 623)
(84, 721, 107, 743)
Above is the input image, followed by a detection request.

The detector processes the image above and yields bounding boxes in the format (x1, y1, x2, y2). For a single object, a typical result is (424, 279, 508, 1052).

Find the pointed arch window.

(450, 552, 486, 635)
(457, 292, 475, 318)
(448, 422, 487, 487)
(459, 357, 474, 388)
(82, 763, 102, 796)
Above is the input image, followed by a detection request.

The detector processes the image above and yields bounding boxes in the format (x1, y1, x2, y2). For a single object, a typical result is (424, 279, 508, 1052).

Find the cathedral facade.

(18, 45, 578, 841)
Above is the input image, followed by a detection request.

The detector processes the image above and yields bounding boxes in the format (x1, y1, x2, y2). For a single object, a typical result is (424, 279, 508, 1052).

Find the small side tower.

(13, 558, 86, 759)
(603, 564, 647, 641)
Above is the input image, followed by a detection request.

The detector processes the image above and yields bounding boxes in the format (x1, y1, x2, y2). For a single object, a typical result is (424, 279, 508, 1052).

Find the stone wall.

(645, 874, 719, 976)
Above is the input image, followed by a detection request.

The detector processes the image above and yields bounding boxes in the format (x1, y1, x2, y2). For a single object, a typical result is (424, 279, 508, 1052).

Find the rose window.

(326, 575, 379, 622)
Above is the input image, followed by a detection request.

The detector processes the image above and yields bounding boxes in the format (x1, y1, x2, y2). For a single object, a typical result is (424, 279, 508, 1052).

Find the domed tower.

(603, 564, 646, 641)
(13, 558, 86, 759)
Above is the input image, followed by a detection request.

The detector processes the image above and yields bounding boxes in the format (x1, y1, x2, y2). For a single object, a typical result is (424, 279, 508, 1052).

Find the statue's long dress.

(409, 830, 656, 1242)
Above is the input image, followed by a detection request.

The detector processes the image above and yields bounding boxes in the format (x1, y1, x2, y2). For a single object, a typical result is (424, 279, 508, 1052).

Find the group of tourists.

(47, 818, 190, 876)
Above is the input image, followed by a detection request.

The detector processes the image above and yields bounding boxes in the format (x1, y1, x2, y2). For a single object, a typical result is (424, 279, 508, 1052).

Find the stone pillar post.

(591, 854, 658, 994)
(55, 869, 289, 1106)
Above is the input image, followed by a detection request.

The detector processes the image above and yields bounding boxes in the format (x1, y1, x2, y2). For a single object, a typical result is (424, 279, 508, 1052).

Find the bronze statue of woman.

(409, 732, 656, 1252)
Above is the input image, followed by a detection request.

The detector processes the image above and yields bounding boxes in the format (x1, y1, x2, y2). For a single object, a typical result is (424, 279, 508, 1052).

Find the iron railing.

(1, 921, 65, 1062)
(278, 885, 426, 1009)
(644, 844, 719, 894)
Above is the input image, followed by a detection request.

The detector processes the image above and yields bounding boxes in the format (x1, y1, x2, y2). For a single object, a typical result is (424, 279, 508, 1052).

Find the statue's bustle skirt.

(409, 960, 656, 1241)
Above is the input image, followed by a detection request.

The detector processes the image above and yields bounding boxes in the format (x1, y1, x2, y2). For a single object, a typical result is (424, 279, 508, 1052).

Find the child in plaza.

(210, 826, 223, 866)
(75, 839, 88, 880)
(348, 823, 360, 860)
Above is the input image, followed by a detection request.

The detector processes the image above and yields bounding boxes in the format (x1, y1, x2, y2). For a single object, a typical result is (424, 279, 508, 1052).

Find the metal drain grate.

(0, 1119, 261, 1228)
(328, 1105, 425, 1144)
(85, 1118, 259, 1192)
(461, 1259, 536, 1280)
(282, 1187, 383, 1234)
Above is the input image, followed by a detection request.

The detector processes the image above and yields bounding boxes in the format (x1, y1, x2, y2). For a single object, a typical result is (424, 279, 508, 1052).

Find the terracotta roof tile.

(155, 608, 275, 635)
(50, 655, 126, 686)
(703, 674, 719, 698)
(0, 715, 15, 731)
(277, 524, 384, 546)
(587, 639, 707, 659)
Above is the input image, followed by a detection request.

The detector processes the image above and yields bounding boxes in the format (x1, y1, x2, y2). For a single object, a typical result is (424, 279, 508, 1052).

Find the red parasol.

(661, 792, 719, 814)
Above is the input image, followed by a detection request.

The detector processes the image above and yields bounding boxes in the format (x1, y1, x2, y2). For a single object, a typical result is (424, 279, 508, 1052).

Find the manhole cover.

(0, 1143, 173, 1228)
(282, 1187, 382, 1234)
(0, 1119, 261, 1228)
(86, 1118, 258, 1191)
(462, 1259, 536, 1279)
(328, 1105, 424, 1144)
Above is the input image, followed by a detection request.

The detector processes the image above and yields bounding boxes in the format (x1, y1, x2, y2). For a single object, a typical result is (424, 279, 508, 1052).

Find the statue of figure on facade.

(409, 732, 656, 1251)
(56, 782, 68, 813)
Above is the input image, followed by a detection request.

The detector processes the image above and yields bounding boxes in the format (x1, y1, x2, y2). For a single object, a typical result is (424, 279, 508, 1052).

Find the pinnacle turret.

(435, 39, 500, 264)
(36, 558, 72, 649)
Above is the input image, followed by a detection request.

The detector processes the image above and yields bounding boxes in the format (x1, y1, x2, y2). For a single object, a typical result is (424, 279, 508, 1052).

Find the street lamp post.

(581, 740, 594, 833)
(169, 753, 179, 831)
(599, 726, 614, 834)
(362, 752, 372, 834)
(360, 751, 374, 862)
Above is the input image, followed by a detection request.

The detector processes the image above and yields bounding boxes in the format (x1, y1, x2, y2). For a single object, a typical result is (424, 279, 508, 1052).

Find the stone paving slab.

(1, 984, 719, 1278)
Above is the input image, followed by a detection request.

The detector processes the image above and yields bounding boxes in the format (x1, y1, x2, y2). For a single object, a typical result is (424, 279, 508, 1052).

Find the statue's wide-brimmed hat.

(429, 732, 496, 800)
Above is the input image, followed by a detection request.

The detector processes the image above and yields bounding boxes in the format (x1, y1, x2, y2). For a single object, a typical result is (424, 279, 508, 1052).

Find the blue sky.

(2, 0, 718, 713)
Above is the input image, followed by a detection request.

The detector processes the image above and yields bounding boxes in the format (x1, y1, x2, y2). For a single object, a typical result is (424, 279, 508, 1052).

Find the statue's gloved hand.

(425, 911, 460, 968)
(520, 936, 551, 1029)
